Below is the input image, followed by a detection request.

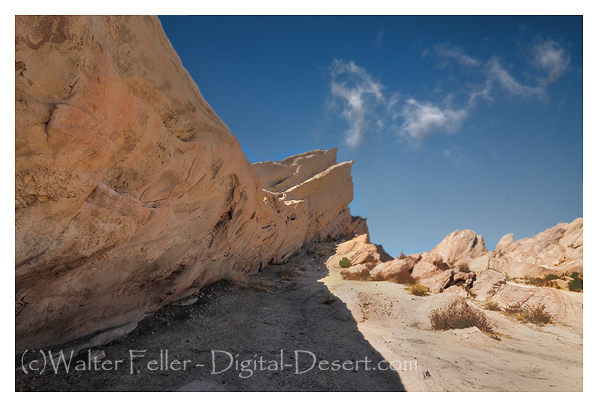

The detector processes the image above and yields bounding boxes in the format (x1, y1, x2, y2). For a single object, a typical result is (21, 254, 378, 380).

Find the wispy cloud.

(486, 58, 545, 98)
(329, 59, 384, 147)
(328, 59, 468, 148)
(533, 38, 570, 84)
(326, 35, 570, 149)
(435, 44, 481, 67)
(399, 99, 467, 144)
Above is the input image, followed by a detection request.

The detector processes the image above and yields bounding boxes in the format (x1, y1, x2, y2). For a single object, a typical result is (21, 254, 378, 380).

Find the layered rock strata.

(15, 16, 355, 351)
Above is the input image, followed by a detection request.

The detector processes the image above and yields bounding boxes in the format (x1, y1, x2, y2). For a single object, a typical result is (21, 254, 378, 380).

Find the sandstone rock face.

(252, 148, 338, 193)
(370, 254, 421, 282)
(15, 16, 356, 351)
(493, 283, 582, 328)
(491, 218, 583, 278)
(469, 269, 506, 301)
(423, 229, 488, 267)
(325, 234, 393, 272)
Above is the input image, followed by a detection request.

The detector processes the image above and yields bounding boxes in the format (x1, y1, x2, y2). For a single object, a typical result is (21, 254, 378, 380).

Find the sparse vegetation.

(340, 267, 371, 281)
(545, 273, 559, 281)
(277, 266, 301, 282)
(484, 300, 501, 311)
(226, 272, 271, 293)
(405, 283, 429, 296)
(339, 257, 351, 268)
(568, 272, 583, 292)
(523, 275, 558, 288)
(458, 263, 471, 273)
(372, 269, 415, 285)
(429, 300, 496, 336)
(501, 303, 552, 325)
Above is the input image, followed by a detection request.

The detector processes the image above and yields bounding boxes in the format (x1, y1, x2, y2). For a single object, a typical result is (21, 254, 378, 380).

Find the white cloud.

(326, 34, 571, 149)
(435, 44, 481, 67)
(399, 99, 467, 144)
(329, 59, 385, 147)
(533, 38, 570, 84)
(486, 58, 544, 98)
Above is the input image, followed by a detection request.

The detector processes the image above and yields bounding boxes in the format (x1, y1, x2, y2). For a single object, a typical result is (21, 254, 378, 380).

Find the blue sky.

(158, 15, 582, 256)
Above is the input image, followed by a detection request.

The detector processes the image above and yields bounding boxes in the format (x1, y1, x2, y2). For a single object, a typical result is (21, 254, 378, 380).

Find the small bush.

(429, 300, 495, 334)
(545, 274, 559, 281)
(340, 268, 371, 281)
(277, 266, 301, 282)
(373, 269, 416, 285)
(501, 303, 552, 325)
(568, 272, 583, 292)
(523, 275, 558, 288)
(484, 300, 501, 311)
(339, 257, 351, 268)
(226, 272, 271, 293)
(521, 305, 552, 325)
(405, 283, 429, 296)
(457, 263, 471, 273)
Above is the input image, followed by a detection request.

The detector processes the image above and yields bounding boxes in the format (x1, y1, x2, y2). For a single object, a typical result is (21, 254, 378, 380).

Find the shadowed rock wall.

(15, 16, 355, 351)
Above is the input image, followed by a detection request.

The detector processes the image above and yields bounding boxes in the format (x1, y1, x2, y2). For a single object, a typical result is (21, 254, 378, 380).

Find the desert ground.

(15, 240, 582, 392)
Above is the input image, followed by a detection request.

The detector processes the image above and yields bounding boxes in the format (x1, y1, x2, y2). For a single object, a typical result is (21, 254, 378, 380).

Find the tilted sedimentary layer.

(15, 16, 356, 351)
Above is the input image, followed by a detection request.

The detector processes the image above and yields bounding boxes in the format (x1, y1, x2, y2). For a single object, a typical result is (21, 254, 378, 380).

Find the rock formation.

(15, 16, 356, 352)
(369, 219, 583, 325)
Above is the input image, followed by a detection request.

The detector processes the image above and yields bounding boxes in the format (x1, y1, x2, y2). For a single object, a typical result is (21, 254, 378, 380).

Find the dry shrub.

(429, 300, 495, 334)
(405, 283, 429, 296)
(226, 272, 271, 293)
(523, 275, 558, 288)
(340, 268, 371, 281)
(484, 300, 501, 311)
(457, 263, 471, 273)
(502, 303, 552, 325)
(372, 269, 415, 284)
(277, 266, 301, 282)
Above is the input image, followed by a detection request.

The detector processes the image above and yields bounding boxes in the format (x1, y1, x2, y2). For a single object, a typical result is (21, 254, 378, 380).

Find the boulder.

(325, 234, 392, 271)
(469, 269, 506, 301)
(421, 229, 488, 267)
(370, 254, 421, 282)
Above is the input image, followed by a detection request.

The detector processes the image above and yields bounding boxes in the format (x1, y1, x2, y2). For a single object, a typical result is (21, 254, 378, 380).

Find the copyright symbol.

(20, 350, 47, 374)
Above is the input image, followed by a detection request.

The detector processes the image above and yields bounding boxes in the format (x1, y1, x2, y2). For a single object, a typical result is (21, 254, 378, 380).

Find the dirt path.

(15, 241, 582, 392)
(15, 247, 406, 391)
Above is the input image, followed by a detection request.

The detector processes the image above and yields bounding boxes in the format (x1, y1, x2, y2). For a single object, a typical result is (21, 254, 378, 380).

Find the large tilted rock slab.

(15, 16, 355, 352)
(490, 218, 583, 277)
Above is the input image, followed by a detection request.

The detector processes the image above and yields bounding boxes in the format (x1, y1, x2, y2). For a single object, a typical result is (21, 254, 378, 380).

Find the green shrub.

(339, 257, 351, 268)
(484, 300, 501, 311)
(568, 272, 583, 292)
(545, 274, 559, 281)
(405, 283, 429, 296)
(429, 300, 495, 334)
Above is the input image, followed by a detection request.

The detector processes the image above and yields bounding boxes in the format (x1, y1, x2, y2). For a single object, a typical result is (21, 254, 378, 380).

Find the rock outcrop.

(368, 219, 582, 325)
(15, 16, 356, 352)
(325, 233, 393, 272)
(488, 218, 583, 278)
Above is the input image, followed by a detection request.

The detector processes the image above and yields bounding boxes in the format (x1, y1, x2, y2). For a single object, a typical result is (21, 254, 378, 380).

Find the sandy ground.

(15, 241, 582, 392)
